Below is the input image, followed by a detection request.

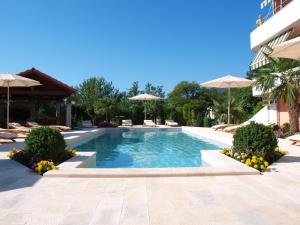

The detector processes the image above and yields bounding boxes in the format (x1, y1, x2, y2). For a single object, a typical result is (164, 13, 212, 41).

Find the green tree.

(254, 56, 300, 133)
(144, 82, 165, 122)
(77, 77, 119, 126)
(167, 81, 213, 126)
(77, 77, 101, 125)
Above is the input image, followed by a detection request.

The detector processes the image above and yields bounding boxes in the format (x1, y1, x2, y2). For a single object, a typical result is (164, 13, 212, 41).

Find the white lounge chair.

(8, 123, 31, 133)
(165, 120, 178, 127)
(143, 120, 156, 127)
(26, 121, 71, 132)
(122, 120, 132, 127)
(224, 124, 244, 133)
(223, 121, 274, 133)
(211, 124, 233, 131)
(287, 134, 300, 145)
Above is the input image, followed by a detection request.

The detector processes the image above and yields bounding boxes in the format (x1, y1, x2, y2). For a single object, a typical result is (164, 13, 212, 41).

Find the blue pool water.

(75, 130, 222, 168)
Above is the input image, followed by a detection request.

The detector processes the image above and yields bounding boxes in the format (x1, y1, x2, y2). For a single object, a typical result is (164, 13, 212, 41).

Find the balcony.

(250, 0, 300, 51)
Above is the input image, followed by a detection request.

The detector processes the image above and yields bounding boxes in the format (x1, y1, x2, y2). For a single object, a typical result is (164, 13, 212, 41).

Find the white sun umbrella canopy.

(0, 73, 41, 128)
(201, 75, 253, 125)
(129, 93, 161, 120)
(271, 36, 300, 60)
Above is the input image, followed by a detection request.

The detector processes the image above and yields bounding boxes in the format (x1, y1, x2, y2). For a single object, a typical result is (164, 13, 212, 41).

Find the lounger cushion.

(288, 134, 300, 141)
(26, 122, 40, 127)
(49, 125, 71, 131)
(144, 120, 155, 126)
(122, 120, 132, 126)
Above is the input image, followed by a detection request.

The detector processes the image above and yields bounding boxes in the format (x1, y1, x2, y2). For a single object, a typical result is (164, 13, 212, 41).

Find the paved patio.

(0, 128, 300, 225)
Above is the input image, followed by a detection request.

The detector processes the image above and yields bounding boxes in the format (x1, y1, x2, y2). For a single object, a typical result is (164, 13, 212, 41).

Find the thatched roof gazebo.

(0, 68, 77, 128)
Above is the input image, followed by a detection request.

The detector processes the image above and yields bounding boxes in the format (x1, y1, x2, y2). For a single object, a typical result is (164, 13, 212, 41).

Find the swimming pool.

(75, 129, 222, 168)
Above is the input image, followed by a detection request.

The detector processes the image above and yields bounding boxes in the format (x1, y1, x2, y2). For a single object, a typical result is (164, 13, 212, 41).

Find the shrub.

(282, 122, 290, 134)
(233, 122, 278, 161)
(24, 127, 66, 163)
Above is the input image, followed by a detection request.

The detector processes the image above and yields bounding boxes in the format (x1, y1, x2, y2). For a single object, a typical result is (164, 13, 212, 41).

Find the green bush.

(203, 114, 212, 127)
(233, 122, 278, 161)
(195, 112, 204, 127)
(24, 127, 66, 163)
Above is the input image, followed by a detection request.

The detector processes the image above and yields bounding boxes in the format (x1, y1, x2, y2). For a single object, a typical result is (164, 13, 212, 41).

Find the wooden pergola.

(0, 68, 77, 128)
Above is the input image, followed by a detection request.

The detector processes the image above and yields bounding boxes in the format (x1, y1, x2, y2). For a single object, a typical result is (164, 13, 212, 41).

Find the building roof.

(0, 67, 77, 101)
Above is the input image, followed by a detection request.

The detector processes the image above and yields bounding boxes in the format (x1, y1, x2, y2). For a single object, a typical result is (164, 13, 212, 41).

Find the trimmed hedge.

(233, 122, 278, 162)
(24, 127, 66, 163)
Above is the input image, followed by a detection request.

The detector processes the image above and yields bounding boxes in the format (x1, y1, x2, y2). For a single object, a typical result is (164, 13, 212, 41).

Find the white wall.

(248, 104, 278, 124)
(250, 0, 300, 51)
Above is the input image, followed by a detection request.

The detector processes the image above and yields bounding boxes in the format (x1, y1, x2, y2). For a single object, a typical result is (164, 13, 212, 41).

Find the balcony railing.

(251, 0, 293, 31)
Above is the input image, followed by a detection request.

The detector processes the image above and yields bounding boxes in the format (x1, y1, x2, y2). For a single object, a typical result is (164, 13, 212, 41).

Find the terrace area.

(1, 127, 300, 225)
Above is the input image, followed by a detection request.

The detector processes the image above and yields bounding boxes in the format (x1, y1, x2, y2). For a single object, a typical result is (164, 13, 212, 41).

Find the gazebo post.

(56, 101, 61, 118)
(66, 97, 72, 128)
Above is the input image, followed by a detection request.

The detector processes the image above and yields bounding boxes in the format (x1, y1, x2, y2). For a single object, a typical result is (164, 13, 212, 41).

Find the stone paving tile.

(119, 203, 149, 225)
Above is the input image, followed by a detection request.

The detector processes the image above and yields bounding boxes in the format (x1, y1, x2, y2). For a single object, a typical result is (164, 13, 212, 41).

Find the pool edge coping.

(44, 150, 260, 178)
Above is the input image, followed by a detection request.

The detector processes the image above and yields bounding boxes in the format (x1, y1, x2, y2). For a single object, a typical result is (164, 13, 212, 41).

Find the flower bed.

(7, 127, 76, 175)
(220, 147, 285, 172)
(8, 147, 76, 175)
(221, 123, 287, 172)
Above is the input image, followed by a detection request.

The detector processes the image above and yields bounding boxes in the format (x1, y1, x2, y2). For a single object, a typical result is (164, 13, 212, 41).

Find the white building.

(250, 0, 300, 126)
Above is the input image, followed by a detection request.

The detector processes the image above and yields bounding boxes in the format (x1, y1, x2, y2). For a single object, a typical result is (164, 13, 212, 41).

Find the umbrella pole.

(144, 101, 146, 120)
(227, 87, 230, 125)
(7, 82, 10, 129)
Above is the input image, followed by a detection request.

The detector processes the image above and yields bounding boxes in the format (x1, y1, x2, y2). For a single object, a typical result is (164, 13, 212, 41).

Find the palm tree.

(254, 53, 300, 134)
(213, 97, 245, 124)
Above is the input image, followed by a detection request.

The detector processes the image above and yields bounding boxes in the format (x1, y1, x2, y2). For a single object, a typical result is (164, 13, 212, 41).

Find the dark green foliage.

(25, 127, 66, 163)
(195, 113, 204, 127)
(233, 122, 278, 161)
(203, 115, 210, 127)
(282, 122, 290, 132)
(166, 81, 213, 126)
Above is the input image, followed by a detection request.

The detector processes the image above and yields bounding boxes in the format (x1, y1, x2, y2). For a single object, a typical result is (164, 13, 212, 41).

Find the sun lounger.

(122, 120, 132, 127)
(223, 121, 274, 133)
(8, 123, 31, 133)
(211, 124, 233, 131)
(224, 125, 244, 133)
(287, 134, 300, 145)
(143, 120, 156, 127)
(26, 121, 71, 132)
(0, 132, 19, 143)
(165, 120, 178, 127)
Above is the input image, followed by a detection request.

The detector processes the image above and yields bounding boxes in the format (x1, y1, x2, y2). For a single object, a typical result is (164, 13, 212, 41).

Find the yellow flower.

(252, 155, 257, 160)
(259, 157, 263, 161)
(252, 158, 257, 163)
(254, 164, 258, 169)
(264, 161, 269, 167)
(260, 165, 265, 170)
(245, 159, 251, 166)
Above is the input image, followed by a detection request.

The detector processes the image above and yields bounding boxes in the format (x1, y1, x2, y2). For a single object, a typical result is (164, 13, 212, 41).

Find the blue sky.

(0, 0, 263, 92)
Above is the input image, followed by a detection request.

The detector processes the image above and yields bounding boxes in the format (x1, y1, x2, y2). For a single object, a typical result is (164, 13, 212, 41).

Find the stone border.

(44, 150, 259, 177)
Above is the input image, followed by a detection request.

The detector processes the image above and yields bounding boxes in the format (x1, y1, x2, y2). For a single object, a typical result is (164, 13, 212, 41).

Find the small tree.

(77, 77, 102, 126)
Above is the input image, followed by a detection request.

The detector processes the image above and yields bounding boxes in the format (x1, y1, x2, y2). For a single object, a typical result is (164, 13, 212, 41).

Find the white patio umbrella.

(271, 36, 300, 60)
(201, 75, 253, 124)
(129, 93, 161, 120)
(0, 73, 41, 128)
